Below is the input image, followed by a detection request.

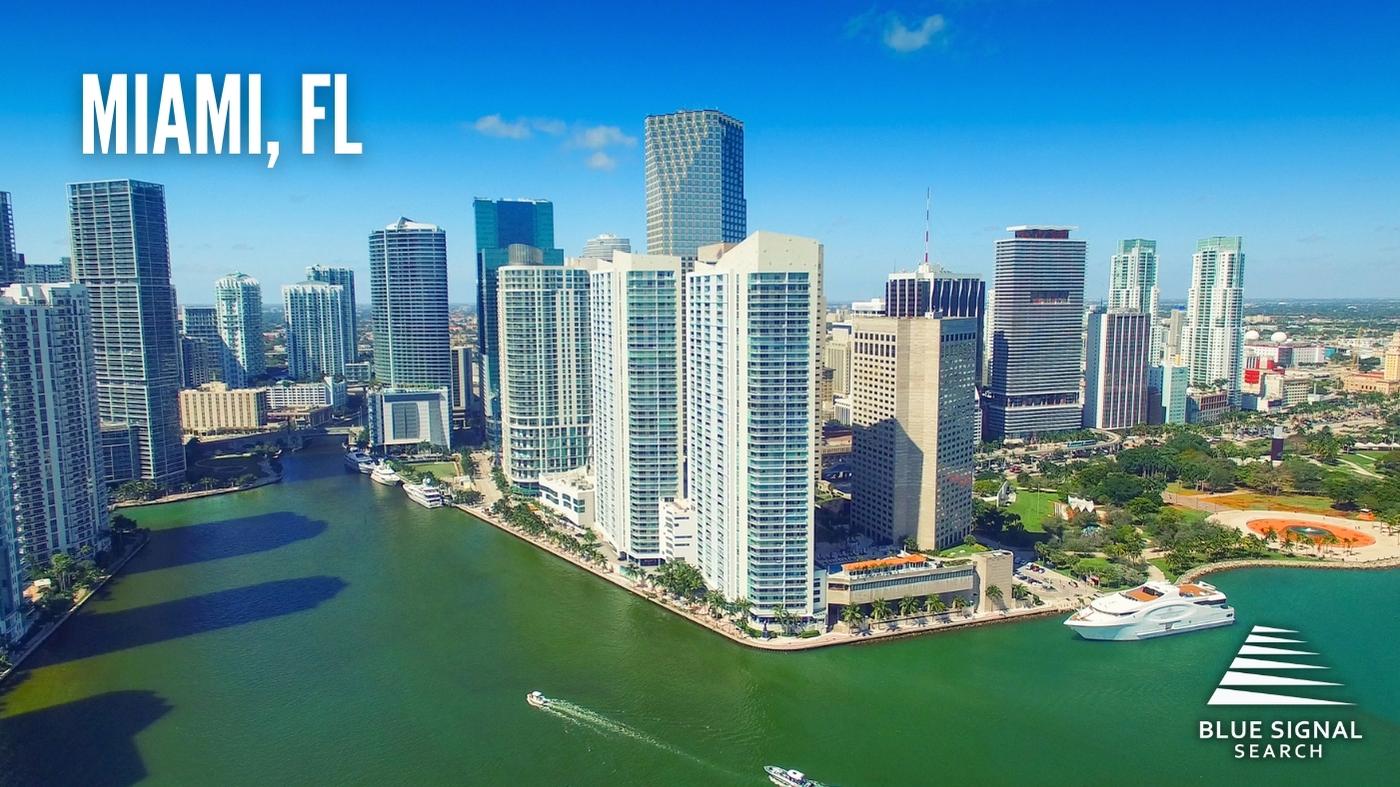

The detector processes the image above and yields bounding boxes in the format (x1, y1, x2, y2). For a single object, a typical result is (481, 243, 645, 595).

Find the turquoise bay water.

(1, 442, 1396, 785)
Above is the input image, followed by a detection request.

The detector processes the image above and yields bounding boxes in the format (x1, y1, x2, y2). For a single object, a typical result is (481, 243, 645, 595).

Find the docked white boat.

(403, 481, 445, 508)
(765, 766, 823, 787)
(344, 450, 375, 473)
(1065, 580, 1235, 641)
(526, 690, 551, 708)
(370, 463, 402, 486)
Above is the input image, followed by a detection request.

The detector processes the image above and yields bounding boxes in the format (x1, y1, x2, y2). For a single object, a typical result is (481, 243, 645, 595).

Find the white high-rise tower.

(686, 232, 822, 623)
(1185, 236, 1246, 406)
(214, 272, 265, 387)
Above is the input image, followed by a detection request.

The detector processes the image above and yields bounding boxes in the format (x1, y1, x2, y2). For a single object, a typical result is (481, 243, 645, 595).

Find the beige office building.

(849, 316, 978, 550)
(179, 383, 269, 434)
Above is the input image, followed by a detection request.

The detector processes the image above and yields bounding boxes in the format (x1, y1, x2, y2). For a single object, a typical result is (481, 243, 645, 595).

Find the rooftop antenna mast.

(923, 187, 931, 268)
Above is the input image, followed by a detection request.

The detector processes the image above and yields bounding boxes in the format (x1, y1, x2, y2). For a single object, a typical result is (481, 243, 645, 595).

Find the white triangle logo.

(1207, 626, 1351, 706)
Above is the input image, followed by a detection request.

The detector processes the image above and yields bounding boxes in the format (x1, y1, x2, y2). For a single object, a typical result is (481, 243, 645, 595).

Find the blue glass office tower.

(473, 198, 563, 442)
(644, 110, 746, 260)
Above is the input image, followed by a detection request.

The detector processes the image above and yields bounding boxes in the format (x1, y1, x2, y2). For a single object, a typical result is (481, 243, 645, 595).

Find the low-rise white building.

(367, 387, 450, 451)
(659, 498, 695, 564)
(266, 377, 347, 410)
(538, 468, 595, 530)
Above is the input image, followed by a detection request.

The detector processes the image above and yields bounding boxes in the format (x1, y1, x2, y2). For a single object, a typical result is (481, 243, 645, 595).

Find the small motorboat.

(526, 690, 551, 709)
(765, 765, 821, 787)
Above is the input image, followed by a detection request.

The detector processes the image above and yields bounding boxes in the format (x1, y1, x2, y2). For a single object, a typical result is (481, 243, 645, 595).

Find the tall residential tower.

(69, 180, 185, 486)
(370, 218, 450, 389)
(644, 110, 746, 260)
(213, 272, 265, 387)
(686, 232, 821, 623)
(1185, 236, 1246, 406)
(284, 281, 348, 380)
(306, 265, 357, 362)
(473, 198, 563, 441)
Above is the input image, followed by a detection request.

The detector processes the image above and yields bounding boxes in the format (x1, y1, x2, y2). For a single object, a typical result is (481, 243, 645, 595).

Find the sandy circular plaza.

(1212, 510, 1397, 561)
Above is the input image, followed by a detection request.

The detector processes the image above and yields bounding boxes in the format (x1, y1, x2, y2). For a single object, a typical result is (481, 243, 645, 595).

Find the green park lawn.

(1004, 490, 1060, 532)
(407, 461, 460, 482)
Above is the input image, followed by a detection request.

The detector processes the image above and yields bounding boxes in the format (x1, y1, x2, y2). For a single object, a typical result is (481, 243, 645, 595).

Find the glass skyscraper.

(214, 272, 265, 387)
(69, 179, 186, 487)
(306, 265, 357, 363)
(644, 110, 746, 260)
(370, 218, 450, 390)
(496, 263, 592, 486)
(589, 252, 683, 563)
(986, 226, 1087, 440)
(0, 191, 21, 287)
(473, 198, 563, 443)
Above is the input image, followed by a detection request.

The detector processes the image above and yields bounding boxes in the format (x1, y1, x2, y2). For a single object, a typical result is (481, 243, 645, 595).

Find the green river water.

(1, 442, 1395, 785)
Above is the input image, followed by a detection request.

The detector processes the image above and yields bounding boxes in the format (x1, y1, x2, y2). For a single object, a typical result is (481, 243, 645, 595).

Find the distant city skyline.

(2, 3, 1397, 303)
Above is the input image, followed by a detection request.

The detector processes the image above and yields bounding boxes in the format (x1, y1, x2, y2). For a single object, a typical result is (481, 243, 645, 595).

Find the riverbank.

(114, 467, 282, 509)
(0, 531, 151, 685)
(455, 501, 1068, 651)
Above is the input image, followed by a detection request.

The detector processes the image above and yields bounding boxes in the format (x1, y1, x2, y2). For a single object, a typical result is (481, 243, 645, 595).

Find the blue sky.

(2, 0, 1398, 304)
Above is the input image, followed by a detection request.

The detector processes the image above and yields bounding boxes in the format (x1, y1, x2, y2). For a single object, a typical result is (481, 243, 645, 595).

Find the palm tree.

(1011, 584, 1029, 602)
(924, 595, 946, 616)
(840, 603, 865, 632)
(704, 590, 726, 619)
(898, 596, 919, 619)
(732, 597, 754, 627)
(772, 604, 790, 636)
(870, 598, 892, 627)
(951, 596, 969, 616)
(985, 585, 1003, 601)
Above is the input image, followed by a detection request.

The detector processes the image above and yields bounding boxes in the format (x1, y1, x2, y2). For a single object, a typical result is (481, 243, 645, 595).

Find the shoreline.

(1179, 554, 1400, 583)
(0, 531, 151, 685)
(114, 471, 282, 509)
(453, 501, 1070, 651)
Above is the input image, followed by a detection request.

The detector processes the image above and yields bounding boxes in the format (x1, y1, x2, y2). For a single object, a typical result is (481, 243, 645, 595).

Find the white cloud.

(472, 114, 532, 139)
(883, 13, 946, 53)
(530, 118, 567, 135)
(571, 124, 637, 150)
(585, 151, 618, 171)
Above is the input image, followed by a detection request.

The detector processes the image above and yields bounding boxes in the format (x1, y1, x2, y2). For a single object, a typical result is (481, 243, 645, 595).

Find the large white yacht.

(370, 463, 402, 486)
(403, 481, 445, 509)
(1065, 581, 1234, 641)
(765, 766, 826, 787)
(344, 450, 375, 474)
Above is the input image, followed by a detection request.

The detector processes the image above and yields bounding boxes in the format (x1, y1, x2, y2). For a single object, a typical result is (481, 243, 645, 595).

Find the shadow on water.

(0, 690, 172, 786)
(125, 512, 328, 574)
(25, 576, 347, 668)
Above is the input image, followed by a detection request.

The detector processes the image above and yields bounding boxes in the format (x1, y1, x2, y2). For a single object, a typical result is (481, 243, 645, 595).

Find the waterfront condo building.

(497, 261, 593, 487)
(1185, 236, 1246, 406)
(214, 272, 265, 387)
(849, 316, 979, 551)
(686, 232, 822, 623)
(305, 265, 357, 362)
(1083, 307, 1152, 430)
(474, 198, 563, 443)
(986, 226, 1087, 439)
(588, 252, 684, 564)
(179, 305, 223, 388)
(0, 430, 18, 644)
(644, 110, 746, 260)
(579, 233, 631, 262)
(370, 218, 450, 390)
(178, 383, 270, 434)
(0, 191, 21, 286)
(0, 284, 110, 570)
(69, 179, 186, 487)
(284, 281, 348, 380)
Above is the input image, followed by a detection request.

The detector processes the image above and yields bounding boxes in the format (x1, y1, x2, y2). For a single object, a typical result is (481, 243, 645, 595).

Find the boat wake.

(540, 699, 741, 779)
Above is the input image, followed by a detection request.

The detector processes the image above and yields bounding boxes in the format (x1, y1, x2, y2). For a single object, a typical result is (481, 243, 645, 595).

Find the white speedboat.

(526, 690, 551, 708)
(403, 481, 445, 509)
(344, 450, 375, 473)
(370, 463, 402, 486)
(1065, 580, 1235, 641)
(765, 766, 823, 787)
